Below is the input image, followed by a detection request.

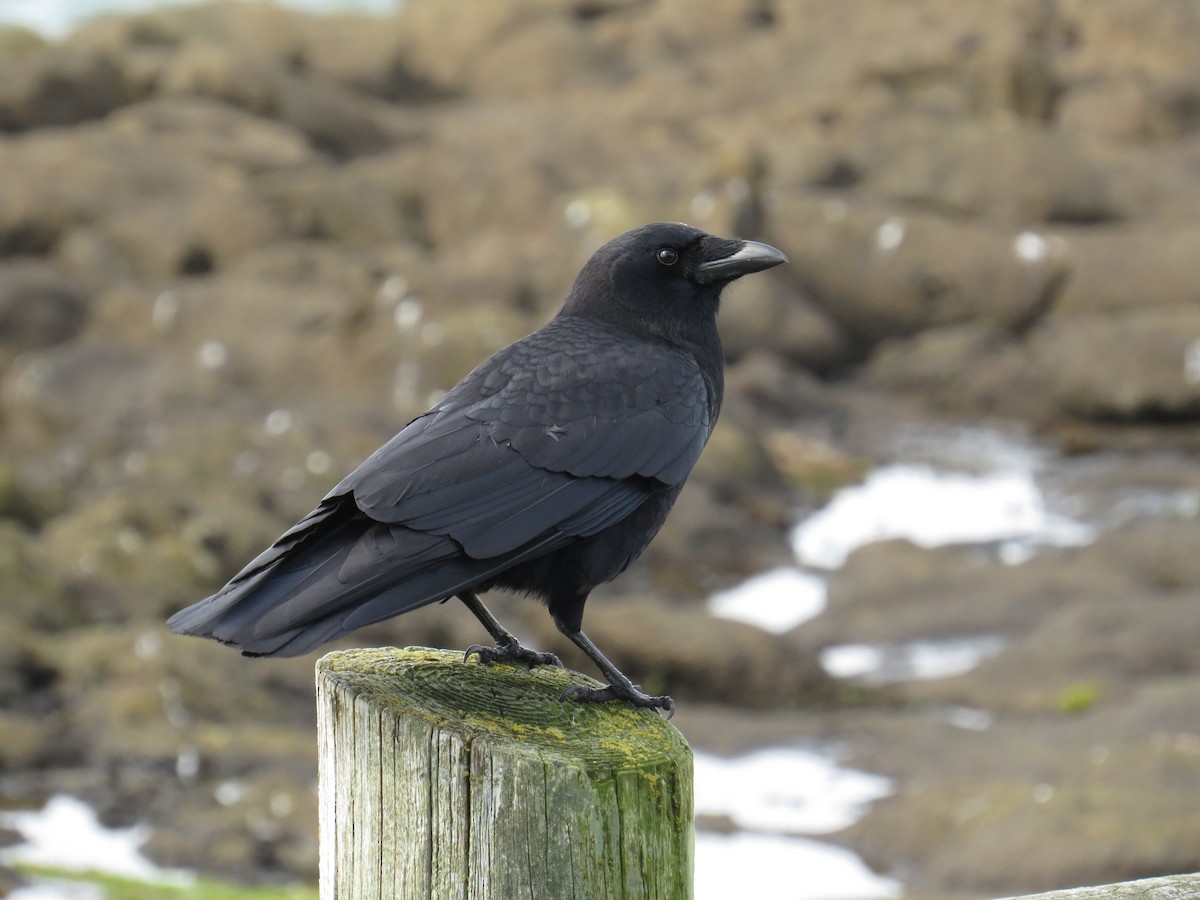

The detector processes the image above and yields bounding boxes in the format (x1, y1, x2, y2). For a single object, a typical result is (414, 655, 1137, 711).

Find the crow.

(168, 222, 786, 714)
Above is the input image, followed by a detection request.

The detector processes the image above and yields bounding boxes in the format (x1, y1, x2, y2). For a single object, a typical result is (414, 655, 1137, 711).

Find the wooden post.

(998, 874, 1200, 899)
(316, 647, 693, 899)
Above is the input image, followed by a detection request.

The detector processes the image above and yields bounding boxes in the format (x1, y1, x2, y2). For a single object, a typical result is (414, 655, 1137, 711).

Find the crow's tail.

(167, 495, 499, 657)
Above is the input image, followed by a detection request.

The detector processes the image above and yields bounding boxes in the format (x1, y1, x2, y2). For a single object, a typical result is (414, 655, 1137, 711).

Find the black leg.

(552, 612, 675, 718)
(458, 590, 562, 668)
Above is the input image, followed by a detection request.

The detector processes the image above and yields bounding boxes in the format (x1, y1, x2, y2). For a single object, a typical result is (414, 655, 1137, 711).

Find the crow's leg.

(458, 590, 562, 668)
(552, 613, 675, 718)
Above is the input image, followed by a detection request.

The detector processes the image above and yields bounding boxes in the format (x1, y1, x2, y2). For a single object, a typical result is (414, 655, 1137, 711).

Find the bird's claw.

(560, 682, 676, 719)
(464, 642, 562, 669)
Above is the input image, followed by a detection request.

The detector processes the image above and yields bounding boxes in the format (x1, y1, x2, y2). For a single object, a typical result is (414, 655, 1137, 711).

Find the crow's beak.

(694, 239, 788, 284)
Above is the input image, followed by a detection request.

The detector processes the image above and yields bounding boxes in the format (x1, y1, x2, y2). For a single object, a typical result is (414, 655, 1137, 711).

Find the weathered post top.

(316, 646, 694, 900)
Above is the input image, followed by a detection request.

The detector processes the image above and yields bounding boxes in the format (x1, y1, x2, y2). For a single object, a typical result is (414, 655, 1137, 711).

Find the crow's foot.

(560, 682, 675, 718)
(464, 640, 562, 669)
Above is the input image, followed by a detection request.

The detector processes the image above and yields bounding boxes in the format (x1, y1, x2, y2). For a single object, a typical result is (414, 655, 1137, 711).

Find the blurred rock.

(845, 678, 1200, 895)
(1055, 227, 1200, 314)
(1028, 308, 1200, 420)
(873, 123, 1126, 225)
(719, 272, 851, 371)
(154, 40, 408, 158)
(0, 46, 132, 130)
(1092, 518, 1200, 591)
(0, 118, 288, 281)
(0, 261, 90, 368)
(777, 199, 1069, 348)
(256, 161, 429, 247)
(108, 98, 319, 174)
(865, 322, 1046, 419)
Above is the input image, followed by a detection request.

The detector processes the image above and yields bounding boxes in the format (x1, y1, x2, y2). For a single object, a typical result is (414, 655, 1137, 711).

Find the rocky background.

(2, 1, 1200, 897)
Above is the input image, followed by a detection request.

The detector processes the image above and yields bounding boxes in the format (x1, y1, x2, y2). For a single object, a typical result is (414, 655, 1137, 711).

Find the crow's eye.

(656, 248, 679, 266)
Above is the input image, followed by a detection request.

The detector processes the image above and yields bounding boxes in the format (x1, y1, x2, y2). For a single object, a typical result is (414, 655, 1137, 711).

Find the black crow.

(168, 222, 787, 714)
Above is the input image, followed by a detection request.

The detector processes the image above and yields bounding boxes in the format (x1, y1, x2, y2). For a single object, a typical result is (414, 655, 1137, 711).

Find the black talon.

(549, 611, 675, 716)
(465, 641, 562, 668)
(456, 590, 562, 668)
(463, 643, 488, 663)
(560, 682, 675, 718)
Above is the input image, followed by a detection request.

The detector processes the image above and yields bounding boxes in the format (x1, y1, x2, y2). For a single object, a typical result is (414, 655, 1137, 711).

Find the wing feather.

(333, 318, 715, 560)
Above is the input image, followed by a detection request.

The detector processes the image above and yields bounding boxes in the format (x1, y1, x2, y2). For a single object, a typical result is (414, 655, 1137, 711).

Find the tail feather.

(244, 524, 450, 638)
(232, 527, 569, 657)
(169, 495, 472, 656)
(168, 492, 573, 657)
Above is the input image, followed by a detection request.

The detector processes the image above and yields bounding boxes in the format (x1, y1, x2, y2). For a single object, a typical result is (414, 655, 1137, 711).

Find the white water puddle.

(694, 748, 893, 834)
(696, 831, 901, 900)
(820, 634, 1008, 683)
(0, 795, 192, 891)
(709, 567, 828, 633)
(710, 457, 1096, 640)
(694, 747, 897, 900)
(792, 464, 1095, 571)
(0, 0, 399, 39)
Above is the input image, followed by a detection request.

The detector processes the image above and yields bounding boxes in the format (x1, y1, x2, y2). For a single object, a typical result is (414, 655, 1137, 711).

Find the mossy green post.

(316, 647, 693, 899)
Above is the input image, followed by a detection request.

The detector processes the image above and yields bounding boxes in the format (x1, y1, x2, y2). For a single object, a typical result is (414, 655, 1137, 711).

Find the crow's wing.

(342, 316, 716, 558)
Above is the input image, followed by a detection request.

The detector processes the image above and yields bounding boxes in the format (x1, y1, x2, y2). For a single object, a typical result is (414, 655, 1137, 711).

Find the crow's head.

(561, 222, 787, 337)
